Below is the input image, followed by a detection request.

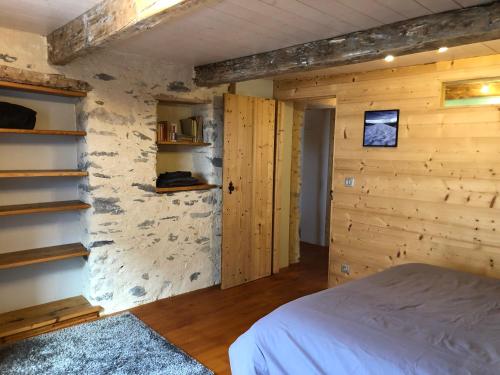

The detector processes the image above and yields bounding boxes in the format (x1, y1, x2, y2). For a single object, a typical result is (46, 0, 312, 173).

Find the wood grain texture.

(221, 94, 275, 289)
(47, 0, 223, 65)
(0, 243, 89, 270)
(275, 53, 500, 286)
(155, 184, 217, 193)
(0, 65, 90, 94)
(132, 243, 328, 375)
(288, 104, 305, 264)
(157, 141, 211, 146)
(0, 170, 88, 178)
(195, 2, 500, 85)
(155, 94, 212, 105)
(273, 101, 286, 274)
(0, 201, 91, 216)
(0, 128, 86, 136)
(0, 296, 102, 341)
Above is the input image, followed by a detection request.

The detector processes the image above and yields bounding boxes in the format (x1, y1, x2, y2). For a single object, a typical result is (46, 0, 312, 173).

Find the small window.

(443, 78, 500, 107)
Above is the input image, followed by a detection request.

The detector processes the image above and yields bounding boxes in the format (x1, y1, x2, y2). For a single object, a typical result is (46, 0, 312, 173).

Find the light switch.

(344, 177, 355, 187)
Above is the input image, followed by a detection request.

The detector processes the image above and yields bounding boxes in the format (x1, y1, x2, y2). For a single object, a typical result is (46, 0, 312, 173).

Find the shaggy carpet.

(0, 312, 213, 375)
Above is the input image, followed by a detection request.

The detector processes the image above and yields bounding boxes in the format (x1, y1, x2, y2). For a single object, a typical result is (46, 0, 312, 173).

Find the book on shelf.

(157, 116, 204, 143)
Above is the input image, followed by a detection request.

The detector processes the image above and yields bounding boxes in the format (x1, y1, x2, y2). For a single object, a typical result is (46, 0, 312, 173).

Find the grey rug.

(0, 312, 213, 375)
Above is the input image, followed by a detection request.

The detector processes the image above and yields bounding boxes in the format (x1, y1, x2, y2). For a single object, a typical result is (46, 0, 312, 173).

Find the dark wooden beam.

(47, 0, 220, 65)
(195, 1, 500, 86)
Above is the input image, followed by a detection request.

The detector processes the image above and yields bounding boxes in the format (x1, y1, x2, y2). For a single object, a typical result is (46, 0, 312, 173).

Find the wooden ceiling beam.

(47, 0, 220, 65)
(194, 2, 500, 87)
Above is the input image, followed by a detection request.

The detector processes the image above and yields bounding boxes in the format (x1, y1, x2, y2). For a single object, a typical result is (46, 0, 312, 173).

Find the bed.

(229, 263, 500, 375)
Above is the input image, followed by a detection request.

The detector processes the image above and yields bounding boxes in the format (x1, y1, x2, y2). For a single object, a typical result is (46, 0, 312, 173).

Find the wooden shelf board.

(0, 128, 86, 136)
(157, 141, 211, 146)
(0, 170, 88, 178)
(155, 94, 211, 105)
(0, 243, 89, 270)
(0, 296, 102, 342)
(0, 81, 87, 97)
(156, 184, 218, 194)
(0, 200, 91, 217)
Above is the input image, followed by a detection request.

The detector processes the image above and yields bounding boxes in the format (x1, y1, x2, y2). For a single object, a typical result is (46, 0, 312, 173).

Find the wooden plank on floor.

(0, 296, 102, 339)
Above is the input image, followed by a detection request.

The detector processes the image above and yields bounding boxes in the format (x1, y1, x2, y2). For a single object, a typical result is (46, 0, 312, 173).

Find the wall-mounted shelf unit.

(0, 128, 86, 136)
(156, 94, 214, 192)
(156, 184, 218, 194)
(157, 141, 211, 146)
(0, 296, 102, 344)
(0, 170, 88, 178)
(0, 243, 89, 270)
(0, 75, 100, 341)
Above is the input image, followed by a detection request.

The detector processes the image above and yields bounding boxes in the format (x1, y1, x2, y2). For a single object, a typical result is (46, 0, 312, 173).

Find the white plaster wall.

(0, 26, 227, 313)
(300, 109, 332, 247)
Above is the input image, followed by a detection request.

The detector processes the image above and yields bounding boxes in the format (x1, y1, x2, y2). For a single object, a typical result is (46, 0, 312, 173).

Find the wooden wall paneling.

(289, 103, 305, 264)
(273, 101, 286, 273)
(274, 53, 500, 286)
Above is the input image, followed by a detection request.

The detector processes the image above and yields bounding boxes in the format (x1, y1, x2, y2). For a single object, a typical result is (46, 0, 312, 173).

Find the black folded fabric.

(156, 171, 201, 188)
(0, 102, 37, 129)
(158, 171, 192, 181)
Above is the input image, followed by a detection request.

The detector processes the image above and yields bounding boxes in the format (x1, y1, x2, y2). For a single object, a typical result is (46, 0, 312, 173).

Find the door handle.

(228, 181, 235, 194)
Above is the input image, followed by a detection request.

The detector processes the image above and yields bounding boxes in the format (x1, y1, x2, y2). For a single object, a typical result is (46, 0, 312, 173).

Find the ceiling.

(0, 0, 101, 35)
(109, 0, 492, 65)
(0, 0, 496, 71)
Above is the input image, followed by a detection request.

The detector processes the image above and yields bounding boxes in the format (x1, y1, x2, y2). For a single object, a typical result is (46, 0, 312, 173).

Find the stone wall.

(0, 26, 226, 313)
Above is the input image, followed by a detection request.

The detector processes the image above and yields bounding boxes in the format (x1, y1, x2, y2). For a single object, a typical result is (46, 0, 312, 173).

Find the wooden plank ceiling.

(0, 0, 101, 35)
(109, 0, 492, 65)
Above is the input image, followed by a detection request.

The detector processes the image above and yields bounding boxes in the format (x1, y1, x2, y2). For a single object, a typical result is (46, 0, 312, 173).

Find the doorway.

(301, 108, 334, 246)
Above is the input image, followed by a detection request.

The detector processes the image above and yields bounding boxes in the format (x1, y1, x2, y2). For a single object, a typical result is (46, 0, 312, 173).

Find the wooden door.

(222, 93, 276, 289)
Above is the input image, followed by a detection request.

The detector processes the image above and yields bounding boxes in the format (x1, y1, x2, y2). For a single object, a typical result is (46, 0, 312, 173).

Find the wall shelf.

(0, 81, 87, 98)
(0, 170, 88, 178)
(156, 184, 218, 194)
(157, 141, 211, 146)
(0, 243, 89, 270)
(0, 200, 91, 217)
(155, 94, 211, 105)
(0, 296, 102, 344)
(0, 128, 86, 136)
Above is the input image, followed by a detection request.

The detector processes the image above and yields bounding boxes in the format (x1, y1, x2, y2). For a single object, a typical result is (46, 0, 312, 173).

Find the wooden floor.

(132, 243, 328, 374)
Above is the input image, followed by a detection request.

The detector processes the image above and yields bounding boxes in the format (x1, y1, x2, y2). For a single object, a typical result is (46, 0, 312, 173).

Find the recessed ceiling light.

(438, 47, 449, 53)
(384, 55, 395, 62)
(480, 84, 490, 94)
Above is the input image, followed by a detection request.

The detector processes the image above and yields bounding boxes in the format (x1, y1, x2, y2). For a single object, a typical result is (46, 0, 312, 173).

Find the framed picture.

(363, 109, 400, 147)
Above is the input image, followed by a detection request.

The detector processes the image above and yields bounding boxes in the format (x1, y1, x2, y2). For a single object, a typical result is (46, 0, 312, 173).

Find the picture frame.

(362, 109, 400, 147)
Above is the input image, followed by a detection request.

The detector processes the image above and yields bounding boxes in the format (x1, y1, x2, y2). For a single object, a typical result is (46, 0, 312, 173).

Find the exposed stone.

(132, 183, 156, 193)
(196, 237, 210, 244)
(88, 107, 134, 126)
(190, 272, 201, 281)
(132, 131, 152, 141)
(138, 220, 155, 229)
(129, 286, 147, 297)
(93, 197, 124, 215)
(90, 240, 115, 248)
(190, 212, 211, 219)
(94, 73, 116, 81)
(168, 233, 178, 241)
(142, 273, 149, 280)
(0, 54, 17, 63)
(90, 151, 119, 157)
(93, 173, 111, 179)
(168, 80, 190, 92)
